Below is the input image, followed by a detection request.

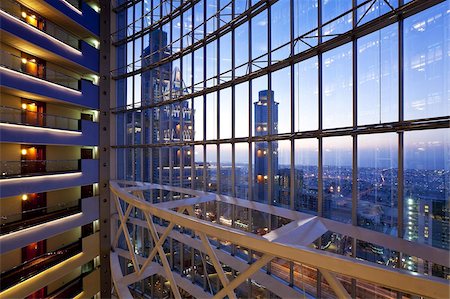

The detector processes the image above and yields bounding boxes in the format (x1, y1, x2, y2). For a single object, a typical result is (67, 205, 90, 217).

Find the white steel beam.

(110, 181, 450, 299)
(212, 254, 274, 299)
(319, 269, 351, 299)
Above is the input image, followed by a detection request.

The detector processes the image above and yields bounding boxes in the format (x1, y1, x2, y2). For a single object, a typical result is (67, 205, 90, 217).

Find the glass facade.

(112, 0, 449, 296)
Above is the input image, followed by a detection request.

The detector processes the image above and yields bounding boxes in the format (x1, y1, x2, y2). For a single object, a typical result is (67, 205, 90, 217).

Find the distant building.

(253, 90, 278, 204)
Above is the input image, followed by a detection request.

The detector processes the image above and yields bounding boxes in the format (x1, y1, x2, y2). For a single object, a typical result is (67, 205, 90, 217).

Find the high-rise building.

(2, 1, 449, 298)
(0, 0, 101, 297)
(254, 90, 278, 204)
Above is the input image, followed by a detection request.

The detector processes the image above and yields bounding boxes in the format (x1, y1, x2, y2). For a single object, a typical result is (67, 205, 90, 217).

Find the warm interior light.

(21, 194, 28, 201)
(21, 103, 27, 109)
(21, 11, 27, 18)
(31, 15, 36, 19)
(30, 59, 36, 63)
(21, 58, 27, 64)
(21, 149, 27, 155)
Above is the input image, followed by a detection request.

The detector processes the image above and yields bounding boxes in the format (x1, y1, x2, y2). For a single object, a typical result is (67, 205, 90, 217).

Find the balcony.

(1, 159, 81, 179)
(40, 0, 100, 36)
(0, 240, 82, 291)
(0, 232, 99, 299)
(45, 276, 83, 299)
(0, 196, 99, 254)
(0, 159, 98, 198)
(0, 199, 81, 235)
(0, 106, 99, 146)
(0, 50, 99, 109)
(0, 0, 99, 72)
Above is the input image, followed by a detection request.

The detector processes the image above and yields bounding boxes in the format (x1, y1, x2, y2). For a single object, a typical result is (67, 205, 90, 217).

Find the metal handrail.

(0, 106, 81, 131)
(0, 240, 82, 291)
(0, 0, 80, 49)
(0, 49, 80, 90)
(0, 159, 81, 178)
(109, 181, 449, 299)
(0, 199, 81, 235)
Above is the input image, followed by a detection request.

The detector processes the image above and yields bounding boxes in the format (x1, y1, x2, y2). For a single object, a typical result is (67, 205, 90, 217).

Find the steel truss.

(110, 181, 449, 299)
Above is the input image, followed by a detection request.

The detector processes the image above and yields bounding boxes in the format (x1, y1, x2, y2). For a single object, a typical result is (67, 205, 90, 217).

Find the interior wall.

(46, 145, 80, 160)
(47, 227, 81, 252)
(47, 187, 81, 208)
(0, 143, 20, 161)
(0, 195, 22, 222)
(0, 93, 21, 108)
(0, 248, 21, 272)
(46, 266, 82, 294)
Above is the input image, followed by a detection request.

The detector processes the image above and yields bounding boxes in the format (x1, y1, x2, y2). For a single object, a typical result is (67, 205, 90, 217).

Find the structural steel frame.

(110, 181, 449, 299)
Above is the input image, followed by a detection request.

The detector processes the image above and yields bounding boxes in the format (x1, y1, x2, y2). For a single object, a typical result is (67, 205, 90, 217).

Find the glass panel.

(235, 82, 249, 138)
(206, 92, 217, 140)
(220, 88, 232, 139)
(206, 144, 217, 192)
(294, 57, 318, 132)
(323, 136, 353, 223)
(273, 140, 291, 208)
(220, 144, 232, 195)
(295, 138, 319, 215)
(357, 24, 398, 125)
(358, 133, 398, 234)
(404, 129, 449, 248)
(235, 142, 249, 199)
(271, 67, 291, 134)
(194, 145, 204, 190)
(252, 10, 268, 68)
(403, 128, 449, 277)
(193, 96, 204, 141)
(271, 0, 291, 62)
(404, 3, 449, 120)
(322, 43, 353, 129)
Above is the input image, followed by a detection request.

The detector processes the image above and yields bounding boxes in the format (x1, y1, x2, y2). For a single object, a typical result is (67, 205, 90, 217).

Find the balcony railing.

(0, 199, 81, 235)
(45, 276, 83, 299)
(63, 0, 81, 10)
(0, 50, 80, 90)
(0, 160, 81, 179)
(0, 106, 81, 131)
(0, 0, 80, 49)
(0, 240, 82, 291)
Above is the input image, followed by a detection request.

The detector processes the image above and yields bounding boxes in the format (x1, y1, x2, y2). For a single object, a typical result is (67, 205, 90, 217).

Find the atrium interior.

(0, 0, 449, 298)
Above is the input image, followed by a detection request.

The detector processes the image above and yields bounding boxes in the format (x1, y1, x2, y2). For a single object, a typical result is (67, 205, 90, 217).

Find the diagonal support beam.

(320, 269, 351, 299)
(212, 254, 274, 299)
(144, 212, 182, 299)
(113, 197, 134, 248)
(138, 206, 185, 276)
(186, 206, 237, 299)
(113, 195, 140, 273)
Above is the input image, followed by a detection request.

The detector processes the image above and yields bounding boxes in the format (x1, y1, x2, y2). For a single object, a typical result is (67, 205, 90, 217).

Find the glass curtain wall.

(112, 0, 449, 296)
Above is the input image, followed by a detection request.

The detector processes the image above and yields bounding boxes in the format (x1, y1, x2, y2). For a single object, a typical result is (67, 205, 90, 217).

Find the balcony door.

(21, 145, 46, 174)
(22, 240, 47, 299)
(20, 6, 46, 31)
(21, 53, 45, 78)
(21, 99, 45, 127)
(22, 193, 47, 220)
